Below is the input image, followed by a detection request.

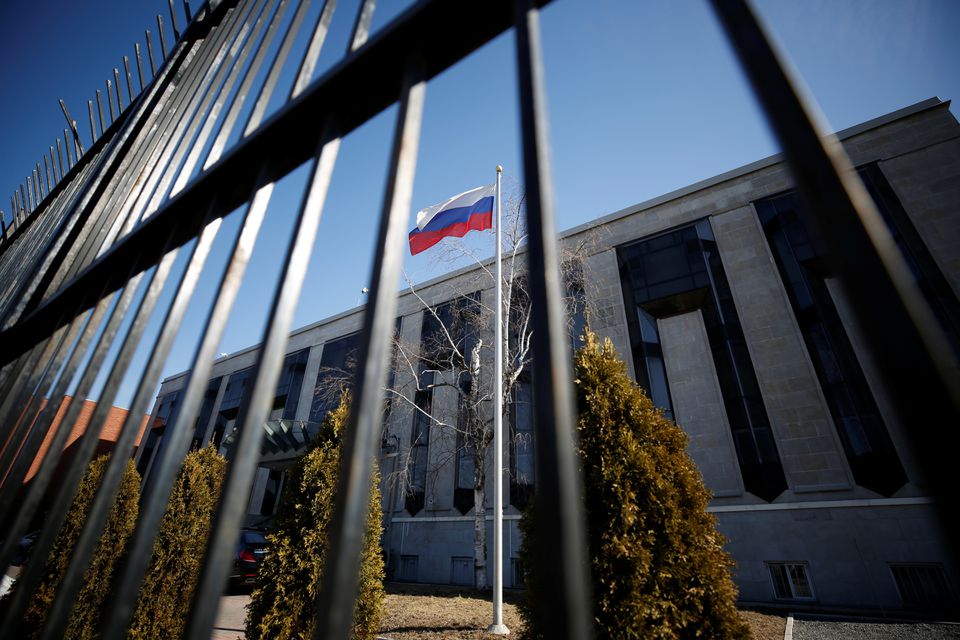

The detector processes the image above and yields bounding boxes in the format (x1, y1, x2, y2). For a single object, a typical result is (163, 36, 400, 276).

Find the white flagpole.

(489, 165, 508, 634)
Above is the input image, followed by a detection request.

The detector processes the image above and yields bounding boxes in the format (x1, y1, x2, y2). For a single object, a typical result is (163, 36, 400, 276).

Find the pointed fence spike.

(113, 68, 124, 111)
(123, 56, 134, 102)
(135, 43, 145, 91)
(145, 30, 157, 76)
(56, 138, 65, 177)
(59, 99, 85, 156)
(168, 0, 181, 40)
(106, 79, 116, 122)
(156, 15, 168, 59)
(96, 90, 105, 135)
(63, 129, 74, 168)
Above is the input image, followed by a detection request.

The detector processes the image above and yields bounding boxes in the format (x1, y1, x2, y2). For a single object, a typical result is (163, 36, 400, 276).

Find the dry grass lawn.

(379, 583, 786, 639)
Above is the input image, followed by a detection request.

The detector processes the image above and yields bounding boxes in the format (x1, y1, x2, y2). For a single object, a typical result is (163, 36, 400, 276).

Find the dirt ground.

(379, 583, 787, 639)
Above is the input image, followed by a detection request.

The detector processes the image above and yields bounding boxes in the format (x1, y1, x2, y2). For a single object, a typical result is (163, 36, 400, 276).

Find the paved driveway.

(793, 616, 960, 640)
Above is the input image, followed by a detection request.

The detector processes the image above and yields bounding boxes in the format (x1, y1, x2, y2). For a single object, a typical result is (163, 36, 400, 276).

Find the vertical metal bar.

(709, 0, 960, 562)
(135, 43, 145, 91)
(146, 29, 157, 77)
(513, 1, 590, 638)
(312, 58, 424, 640)
(106, 79, 116, 122)
(19, 183, 28, 215)
(347, 0, 376, 53)
(56, 137, 66, 176)
(183, 0, 193, 24)
(289, 0, 337, 100)
(114, 67, 124, 112)
(39, 159, 48, 195)
(50, 147, 60, 184)
(0, 211, 6, 241)
(124, 55, 134, 102)
(169, 0, 181, 40)
(59, 99, 85, 156)
(89, 99, 97, 141)
(64, 129, 75, 168)
(157, 15, 168, 60)
(42, 155, 52, 192)
(96, 89, 106, 134)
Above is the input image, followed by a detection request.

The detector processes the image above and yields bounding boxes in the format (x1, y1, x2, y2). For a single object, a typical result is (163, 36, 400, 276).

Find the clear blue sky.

(1, 0, 958, 408)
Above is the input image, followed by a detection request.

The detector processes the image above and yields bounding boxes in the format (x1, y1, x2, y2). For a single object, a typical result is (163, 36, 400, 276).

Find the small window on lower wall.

(890, 564, 954, 609)
(767, 562, 814, 600)
(511, 558, 526, 588)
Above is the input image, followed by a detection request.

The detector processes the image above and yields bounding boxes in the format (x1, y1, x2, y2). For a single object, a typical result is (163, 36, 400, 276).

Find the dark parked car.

(230, 529, 269, 587)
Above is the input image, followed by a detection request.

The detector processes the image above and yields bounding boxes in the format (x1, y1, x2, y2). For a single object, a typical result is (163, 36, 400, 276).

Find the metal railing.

(0, 0, 956, 638)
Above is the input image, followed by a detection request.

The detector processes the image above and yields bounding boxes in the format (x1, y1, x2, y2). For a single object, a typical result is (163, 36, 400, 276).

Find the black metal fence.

(0, 0, 956, 638)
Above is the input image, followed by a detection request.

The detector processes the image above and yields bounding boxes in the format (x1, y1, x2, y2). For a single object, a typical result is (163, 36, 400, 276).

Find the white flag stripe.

(416, 183, 496, 230)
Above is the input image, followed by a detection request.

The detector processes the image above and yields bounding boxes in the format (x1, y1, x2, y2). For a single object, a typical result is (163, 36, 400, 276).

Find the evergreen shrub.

(3, 453, 140, 640)
(127, 444, 226, 639)
(520, 330, 750, 638)
(246, 393, 385, 639)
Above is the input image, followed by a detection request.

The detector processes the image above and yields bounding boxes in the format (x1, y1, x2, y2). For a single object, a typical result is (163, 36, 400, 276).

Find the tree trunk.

(473, 475, 487, 590)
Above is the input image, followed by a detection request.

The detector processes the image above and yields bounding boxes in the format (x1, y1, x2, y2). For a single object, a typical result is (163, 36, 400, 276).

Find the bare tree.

(379, 194, 589, 590)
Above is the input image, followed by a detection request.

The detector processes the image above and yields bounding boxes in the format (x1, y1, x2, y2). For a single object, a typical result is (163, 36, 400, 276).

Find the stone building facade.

(140, 98, 959, 611)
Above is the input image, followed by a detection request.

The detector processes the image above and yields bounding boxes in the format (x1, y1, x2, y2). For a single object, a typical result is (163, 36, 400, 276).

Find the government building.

(138, 98, 959, 612)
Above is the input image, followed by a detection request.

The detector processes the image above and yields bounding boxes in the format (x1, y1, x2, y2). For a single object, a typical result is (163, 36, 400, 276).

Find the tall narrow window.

(137, 390, 179, 477)
(618, 220, 787, 502)
(212, 367, 252, 451)
(567, 278, 588, 353)
(454, 385, 476, 515)
(259, 468, 284, 516)
(510, 372, 535, 509)
(189, 377, 222, 450)
(406, 371, 433, 515)
(273, 349, 309, 420)
(859, 164, 960, 355)
(756, 183, 908, 496)
(310, 333, 361, 424)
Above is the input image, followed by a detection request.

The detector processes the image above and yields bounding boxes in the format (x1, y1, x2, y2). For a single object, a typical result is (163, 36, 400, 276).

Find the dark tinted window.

(618, 220, 787, 501)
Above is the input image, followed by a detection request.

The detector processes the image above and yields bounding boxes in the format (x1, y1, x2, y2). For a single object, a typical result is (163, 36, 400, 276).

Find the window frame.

(766, 561, 816, 601)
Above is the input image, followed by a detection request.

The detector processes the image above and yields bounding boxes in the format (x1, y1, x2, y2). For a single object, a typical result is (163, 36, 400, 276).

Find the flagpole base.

(487, 623, 510, 635)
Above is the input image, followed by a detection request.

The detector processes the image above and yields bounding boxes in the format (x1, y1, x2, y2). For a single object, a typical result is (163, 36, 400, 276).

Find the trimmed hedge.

(2, 454, 140, 640)
(246, 393, 385, 639)
(520, 330, 750, 639)
(127, 444, 226, 639)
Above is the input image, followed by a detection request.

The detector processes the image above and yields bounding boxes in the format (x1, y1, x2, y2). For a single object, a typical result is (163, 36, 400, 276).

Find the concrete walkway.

(210, 594, 249, 640)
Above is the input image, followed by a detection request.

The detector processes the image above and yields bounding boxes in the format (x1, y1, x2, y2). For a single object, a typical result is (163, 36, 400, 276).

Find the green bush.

(2, 453, 140, 640)
(520, 330, 750, 639)
(127, 444, 226, 639)
(246, 393, 385, 639)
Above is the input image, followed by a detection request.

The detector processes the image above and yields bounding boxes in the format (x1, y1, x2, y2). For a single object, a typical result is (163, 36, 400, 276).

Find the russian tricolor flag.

(409, 184, 495, 255)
